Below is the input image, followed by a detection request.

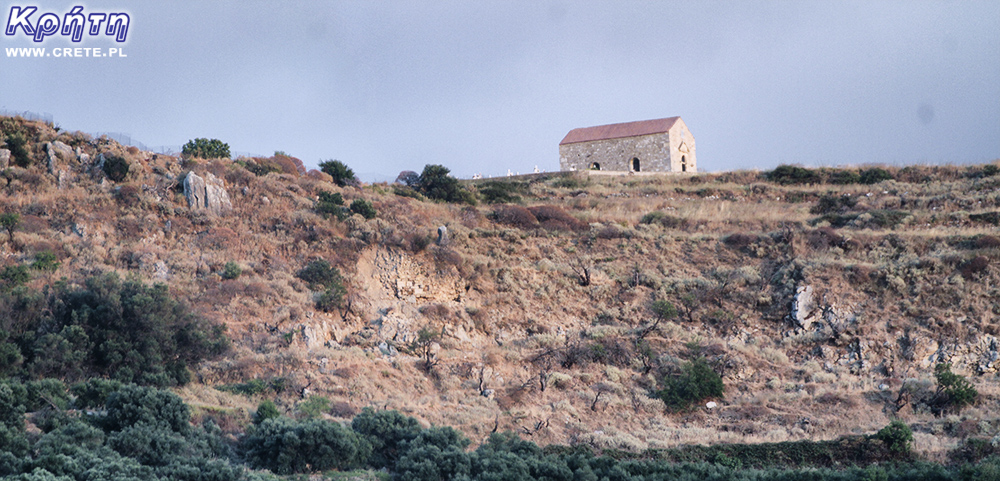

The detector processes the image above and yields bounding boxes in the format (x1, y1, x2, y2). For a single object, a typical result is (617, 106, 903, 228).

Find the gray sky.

(2, 1, 998, 180)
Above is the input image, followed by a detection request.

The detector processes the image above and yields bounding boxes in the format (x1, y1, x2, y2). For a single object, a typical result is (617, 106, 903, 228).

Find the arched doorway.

(681, 156, 687, 172)
(631, 158, 640, 172)
(590, 162, 601, 171)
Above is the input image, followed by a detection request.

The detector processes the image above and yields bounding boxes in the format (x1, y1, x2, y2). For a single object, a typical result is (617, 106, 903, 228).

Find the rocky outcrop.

(792, 285, 819, 330)
(0, 149, 9, 169)
(183, 172, 232, 214)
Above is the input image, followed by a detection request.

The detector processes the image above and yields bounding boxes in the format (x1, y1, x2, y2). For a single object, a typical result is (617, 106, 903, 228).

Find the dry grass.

(3, 120, 999, 457)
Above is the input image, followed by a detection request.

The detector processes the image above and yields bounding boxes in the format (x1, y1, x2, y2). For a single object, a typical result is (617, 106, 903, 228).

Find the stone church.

(559, 116, 696, 173)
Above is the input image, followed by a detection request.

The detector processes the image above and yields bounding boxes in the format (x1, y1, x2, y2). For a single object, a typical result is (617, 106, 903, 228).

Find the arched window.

(590, 162, 601, 171)
(631, 158, 640, 172)
(681, 156, 687, 172)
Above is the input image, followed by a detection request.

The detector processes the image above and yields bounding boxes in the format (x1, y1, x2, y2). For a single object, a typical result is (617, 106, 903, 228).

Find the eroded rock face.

(183, 171, 232, 214)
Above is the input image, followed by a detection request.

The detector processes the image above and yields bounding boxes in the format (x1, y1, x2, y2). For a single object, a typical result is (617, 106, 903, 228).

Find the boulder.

(183, 171, 232, 214)
(51, 141, 73, 159)
(437, 225, 449, 246)
(0, 149, 9, 169)
(792, 285, 819, 330)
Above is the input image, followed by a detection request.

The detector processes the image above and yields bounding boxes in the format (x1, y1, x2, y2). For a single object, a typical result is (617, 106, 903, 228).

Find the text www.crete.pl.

(5, 47, 126, 57)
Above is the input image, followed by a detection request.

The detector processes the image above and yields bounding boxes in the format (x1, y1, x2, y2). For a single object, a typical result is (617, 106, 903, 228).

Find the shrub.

(1, 265, 30, 290)
(490, 205, 539, 229)
(828, 169, 861, 184)
(766, 165, 820, 185)
(969, 211, 1000, 226)
(237, 158, 282, 177)
(319, 160, 358, 187)
(876, 420, 913, 456)
(296, 259, 347, 312)
(101, 154, 130, 182)
(528, 205, 586, 231)
(103, 384, 191, 434)
(657, 357, 724, 412)
(296, 395, 331, 419)
(253, 400, 279, 425)
(296, 259, 342, 290)
(316, 191, 347, 219)
(4, 131, 33, 168)
(810, 193, 857, 214)
(416, 164, 475, 204)
(220, 261, 242, 280)
(242, 417, 370, 474)
(859, 167, 893, 184)
(182, 138, 230, 159)
(351, 408, 423, 470)
(933, 363, 978, 414)
(650, 300, 678, 320)
(349, 199, 377, 219)
(477, 181, 524, 204)
(640, 211, 688, 229)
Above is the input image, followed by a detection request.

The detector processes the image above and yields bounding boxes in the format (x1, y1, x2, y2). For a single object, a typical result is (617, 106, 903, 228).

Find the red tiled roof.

(559, 117, 680, 145)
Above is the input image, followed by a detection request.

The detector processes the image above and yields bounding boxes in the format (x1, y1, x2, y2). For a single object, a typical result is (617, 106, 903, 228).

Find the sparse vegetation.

(1, 117, 999, 477)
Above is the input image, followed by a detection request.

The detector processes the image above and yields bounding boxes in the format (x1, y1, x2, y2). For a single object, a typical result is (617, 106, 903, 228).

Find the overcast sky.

(2, 1, 998, 180)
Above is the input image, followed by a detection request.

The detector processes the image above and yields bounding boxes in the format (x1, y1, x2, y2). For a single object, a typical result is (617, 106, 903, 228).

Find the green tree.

(33, 272, 230, 386)
(319, 159, 358, 187)
(182, 138, 230, 159)
(242, 417, 370, 474)
(351, 408, 423, 470)
(103, 384, 191, 434)
(933, 363, 978, 414)
(657, 357, 724, 411)
(1, 213, 19, 245)
(416, 164, 475, 204)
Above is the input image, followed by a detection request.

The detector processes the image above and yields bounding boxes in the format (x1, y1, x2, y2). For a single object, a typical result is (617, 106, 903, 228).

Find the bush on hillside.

(657, 357, 724, 412)
(416, 164, 475, 204)
(319, 159, 358, 187)
(876, 420, 913, 456)
(350, 198, 377, 219)
(101, 154, 130, 182)
(766, 165, 820, 185)
(490, 205, 539, 229)
(933, 363, 978, 415)
(859, 167, 893, 184)
(182, 138, 230, 159)
(477, 181, 525, 204)
(528, 205, 587, 231)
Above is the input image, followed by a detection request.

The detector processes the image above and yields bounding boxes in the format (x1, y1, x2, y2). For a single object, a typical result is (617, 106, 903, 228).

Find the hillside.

(2, 115, 1000, 462)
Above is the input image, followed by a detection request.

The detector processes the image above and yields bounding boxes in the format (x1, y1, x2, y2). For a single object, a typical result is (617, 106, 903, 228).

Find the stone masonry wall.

(669, 122, 697, 172)
(560, 132, 673, 173)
